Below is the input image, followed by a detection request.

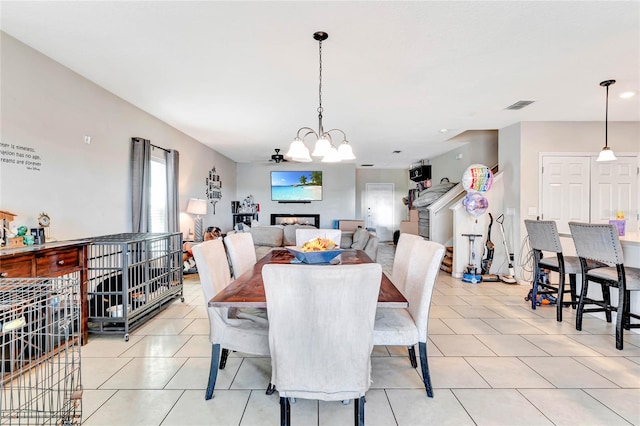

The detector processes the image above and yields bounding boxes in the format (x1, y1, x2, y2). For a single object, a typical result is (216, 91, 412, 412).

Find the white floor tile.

(83, 389, 183, 425)
(230, 357, 272, 390)
(386, 389, 474, 425)
(465, 357, 554, 388)
(429, 357, 491, 389)
(520, 357, 618, 388)
(82, 334, 144, 357)
(584, 388, 640, 424)
(522, 334, 603, 356)
(240, 390, 290, 426)
(369, 356, 425, 389)
(162, 389, 250, 425)
(174, 335, 213, 357)
(574, 356, 640, 388)
(475, 334, 550, 356)
(520, 389, 631, 425)
(453, 389, 553, 425)
(120, 335, 191, 357)
(81, 357, 133, 389)
(450, 305, 505, 318)
(99, 357, 187, 389)
(429, 334, 496, 356)
(441, 318, 500, 334)
(568, 334, 640, 356)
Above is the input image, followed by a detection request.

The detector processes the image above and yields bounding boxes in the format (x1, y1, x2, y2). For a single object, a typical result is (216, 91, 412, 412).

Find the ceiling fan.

(269, 149, 286, 164)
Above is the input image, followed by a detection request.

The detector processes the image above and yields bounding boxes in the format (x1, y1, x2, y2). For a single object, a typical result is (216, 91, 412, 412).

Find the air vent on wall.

(506, 100, 535, 110)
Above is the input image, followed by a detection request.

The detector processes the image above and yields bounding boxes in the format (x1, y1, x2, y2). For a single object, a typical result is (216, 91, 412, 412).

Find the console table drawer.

(36, 248, 80, 276)
(0, 256, 35, 278)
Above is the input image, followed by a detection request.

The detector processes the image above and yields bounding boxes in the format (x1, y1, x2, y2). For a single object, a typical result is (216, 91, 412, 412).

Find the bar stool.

(525, 220, 583, 322)
(569, 222, 640, 350)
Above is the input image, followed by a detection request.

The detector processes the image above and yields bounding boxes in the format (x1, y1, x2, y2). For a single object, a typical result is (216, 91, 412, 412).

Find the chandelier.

(286, 32, 355, 163)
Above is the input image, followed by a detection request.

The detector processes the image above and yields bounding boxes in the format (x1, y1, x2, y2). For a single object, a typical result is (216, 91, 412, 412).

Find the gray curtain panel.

(166, 149, 180, 233)
(131, 137, 151, 232)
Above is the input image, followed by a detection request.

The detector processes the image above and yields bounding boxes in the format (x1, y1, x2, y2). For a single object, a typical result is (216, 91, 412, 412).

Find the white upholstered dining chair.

(262, 263, 382, 426)
(295, 228, 342, 247)
(373, 239, 445, 397)
(392, 233, 424, 293)
(192, 239, 270, 400)
(223, 232, 258, 279)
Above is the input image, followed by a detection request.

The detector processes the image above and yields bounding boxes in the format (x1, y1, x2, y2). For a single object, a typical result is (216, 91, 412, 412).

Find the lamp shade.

(337, 142, 356, 160)
(187, 198, 207, 216)
(286, 139, 312, 162)
(596, 146, 617, 162)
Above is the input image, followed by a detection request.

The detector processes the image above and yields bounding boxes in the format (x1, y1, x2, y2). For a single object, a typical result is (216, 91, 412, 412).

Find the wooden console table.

(0, 241, 90, 344)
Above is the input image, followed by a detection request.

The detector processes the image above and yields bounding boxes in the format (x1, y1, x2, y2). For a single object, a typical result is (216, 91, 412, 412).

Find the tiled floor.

(81, 244, 640, 425)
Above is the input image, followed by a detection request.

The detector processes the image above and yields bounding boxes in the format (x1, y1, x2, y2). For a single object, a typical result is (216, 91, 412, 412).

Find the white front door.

(541, 156, 591, 233)
(365, 183, 394, 242)
(591, 156, 639, 230)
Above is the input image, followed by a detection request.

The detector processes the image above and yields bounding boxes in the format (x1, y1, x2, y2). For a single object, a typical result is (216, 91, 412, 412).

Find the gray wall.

(0, 32, 236, 240)
(427, 130, 499, 185)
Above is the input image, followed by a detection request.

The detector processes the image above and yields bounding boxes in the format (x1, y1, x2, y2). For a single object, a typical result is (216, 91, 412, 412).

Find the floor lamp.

(187, 198, 208, 242)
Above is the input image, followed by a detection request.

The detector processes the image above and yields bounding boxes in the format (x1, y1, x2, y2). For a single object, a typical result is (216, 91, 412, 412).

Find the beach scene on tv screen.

(271, 171, 322, 201)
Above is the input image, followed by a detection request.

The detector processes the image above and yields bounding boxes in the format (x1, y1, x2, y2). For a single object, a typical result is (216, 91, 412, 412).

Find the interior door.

(541, 156, 590, 233)
(365, 183, 394, 242)
(591, 156, 639, 230)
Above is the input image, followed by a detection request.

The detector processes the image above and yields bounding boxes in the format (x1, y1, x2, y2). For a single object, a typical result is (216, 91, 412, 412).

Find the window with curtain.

(150, 153, 168, 232)
(131, 137, 180, 233)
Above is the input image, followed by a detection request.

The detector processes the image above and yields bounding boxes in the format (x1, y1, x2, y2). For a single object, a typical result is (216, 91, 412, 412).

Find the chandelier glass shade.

(286, 32, 355, 163)
(596, 79, 617, 162)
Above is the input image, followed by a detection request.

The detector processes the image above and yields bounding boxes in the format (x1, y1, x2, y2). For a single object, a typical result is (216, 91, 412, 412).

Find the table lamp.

(187, 198, 208, 241)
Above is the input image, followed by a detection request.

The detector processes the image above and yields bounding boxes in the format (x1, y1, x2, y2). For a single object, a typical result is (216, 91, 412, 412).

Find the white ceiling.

(2, 1, 639, 168)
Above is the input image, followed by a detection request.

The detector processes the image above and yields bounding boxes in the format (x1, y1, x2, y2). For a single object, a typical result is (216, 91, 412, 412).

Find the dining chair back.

(524, 219, 583, 321)
(392, 233, 423, 293)
(262, 263, 382, 425)
(295, 228, 342, 247)
(569, 222, 640, 350)
(373, 239, 445, 397)
(192, 239, 270, 400)
(224, 232, 258, 279)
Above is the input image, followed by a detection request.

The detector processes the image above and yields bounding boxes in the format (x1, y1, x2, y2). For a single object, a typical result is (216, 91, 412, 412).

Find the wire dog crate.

(0, 278, 82, 425)
(86, 233, 183, 341)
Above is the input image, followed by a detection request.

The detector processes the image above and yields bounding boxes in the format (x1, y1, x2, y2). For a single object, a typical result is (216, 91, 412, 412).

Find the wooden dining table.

(209, 249, 408, 308)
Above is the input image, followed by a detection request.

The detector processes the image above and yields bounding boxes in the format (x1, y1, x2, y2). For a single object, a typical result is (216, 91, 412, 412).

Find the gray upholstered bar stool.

(569, 222, 640, 350)
(524, 220, 583, 322)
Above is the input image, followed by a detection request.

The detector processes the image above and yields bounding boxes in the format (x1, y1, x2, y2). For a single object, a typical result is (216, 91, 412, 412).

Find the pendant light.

(286, 32, 355, 163)
(596, 79, 617, 162)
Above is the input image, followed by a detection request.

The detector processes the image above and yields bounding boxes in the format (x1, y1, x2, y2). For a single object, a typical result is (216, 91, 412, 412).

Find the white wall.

(0, 32, 236, 240)
(235, 162, 356, 229)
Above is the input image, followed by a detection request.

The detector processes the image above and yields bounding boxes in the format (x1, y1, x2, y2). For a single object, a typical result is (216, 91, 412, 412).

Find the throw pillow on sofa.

(350, 227, 370, 250)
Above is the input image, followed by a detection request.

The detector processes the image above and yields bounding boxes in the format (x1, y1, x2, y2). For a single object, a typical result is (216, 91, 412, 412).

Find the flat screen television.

(271, 171, 323, 201)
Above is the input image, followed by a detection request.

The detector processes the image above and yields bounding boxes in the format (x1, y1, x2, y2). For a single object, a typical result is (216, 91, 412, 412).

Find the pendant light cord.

(605, 83, 609, 148)
(317, 39, 324, 134)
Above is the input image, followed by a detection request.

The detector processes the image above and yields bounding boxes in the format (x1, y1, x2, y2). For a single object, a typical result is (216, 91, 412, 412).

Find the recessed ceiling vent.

(506, 100, 535, 110)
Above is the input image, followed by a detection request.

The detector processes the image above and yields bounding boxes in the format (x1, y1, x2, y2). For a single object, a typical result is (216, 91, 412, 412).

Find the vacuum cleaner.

(496, 214, 517, 284)
(481, 213, 500, 282)
(461, 233, 483, 284)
